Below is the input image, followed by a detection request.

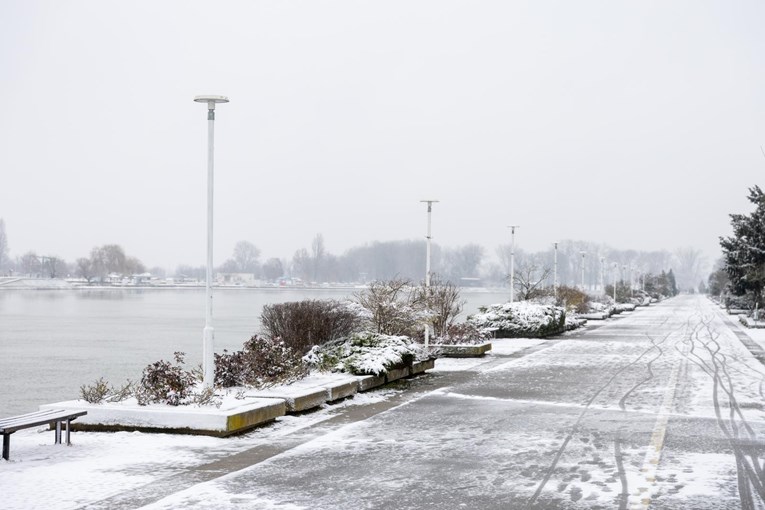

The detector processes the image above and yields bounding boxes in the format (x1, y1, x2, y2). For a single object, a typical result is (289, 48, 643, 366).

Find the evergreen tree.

(667, 269, 678, 296)
(719, 186, 765, 307)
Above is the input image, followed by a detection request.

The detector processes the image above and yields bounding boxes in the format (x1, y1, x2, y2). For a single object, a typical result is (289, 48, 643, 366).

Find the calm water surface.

(0, 288, 509, 417)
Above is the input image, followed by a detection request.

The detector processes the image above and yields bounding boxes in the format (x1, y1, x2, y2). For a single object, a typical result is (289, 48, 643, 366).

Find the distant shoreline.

(0, 278, 507, 294)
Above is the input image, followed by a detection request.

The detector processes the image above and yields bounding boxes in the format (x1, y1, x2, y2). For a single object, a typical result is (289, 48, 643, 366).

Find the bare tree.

(415, 274, 465, 338)
(354, 278, 427, 336)
(42, 256, 68, 278)
(513, 263, 552, 301)
(262, 258, 284, 281)
(232, 241, 261, 274)
(291, 248, 311, 281)
(19, 251, 39, 276)
(311, 233, 326, 282)
(442, 244, 484, 282)
(673, 247, 707, 292)
(76, 257, 95, 282)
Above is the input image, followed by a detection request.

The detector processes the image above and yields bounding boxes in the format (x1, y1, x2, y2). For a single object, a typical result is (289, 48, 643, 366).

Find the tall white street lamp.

(508, 226, 520, 303)
(629, 263, 634, 298)
(421, 200, 439, 348)
(600, 256, 605, 295)
(194, 94, 229, 389)
(612, 262, 618, 302)
(580, 251, 586, 291)
(553, 242, 558, 301)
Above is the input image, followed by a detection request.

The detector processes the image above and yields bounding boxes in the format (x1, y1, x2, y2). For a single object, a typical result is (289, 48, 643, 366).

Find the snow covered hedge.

(431, 322, 491, 345)
(468, 302, 566, 338)
(304, 332, 425, 376)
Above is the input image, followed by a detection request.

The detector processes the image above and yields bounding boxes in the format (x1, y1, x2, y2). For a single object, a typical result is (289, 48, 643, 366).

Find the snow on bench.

(0, 409, 87, 460)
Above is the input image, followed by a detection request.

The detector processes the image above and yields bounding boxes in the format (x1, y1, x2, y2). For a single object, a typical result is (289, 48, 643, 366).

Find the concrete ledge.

(385, 366, 411, 382)
(325, 378, 359, 401)
(39, 398, 286, 437)
(356, 374, 386, 391)
(410, 358, 436, 375)
(739, 314, 765, 329)
(432, 342, 493, 358)
(577, 312, 609, 320)
(249, 386, 328, 413)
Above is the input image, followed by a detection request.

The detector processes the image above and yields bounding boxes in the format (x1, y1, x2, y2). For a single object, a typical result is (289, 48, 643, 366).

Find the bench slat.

(0, 409, 87, 434)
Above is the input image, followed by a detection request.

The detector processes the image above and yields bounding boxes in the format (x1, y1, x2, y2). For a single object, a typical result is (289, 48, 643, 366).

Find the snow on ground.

(0, 389, 399, 510)
(431, 338, 545, 372)
(2, 336, 543, 510)
(742, 324, 765, 352)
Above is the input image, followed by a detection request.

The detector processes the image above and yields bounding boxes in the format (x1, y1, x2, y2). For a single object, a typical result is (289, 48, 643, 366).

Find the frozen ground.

(5, 295, 765, 509)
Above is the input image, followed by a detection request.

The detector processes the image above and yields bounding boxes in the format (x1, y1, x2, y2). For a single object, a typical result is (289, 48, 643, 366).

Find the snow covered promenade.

(6, 295, 765, 508)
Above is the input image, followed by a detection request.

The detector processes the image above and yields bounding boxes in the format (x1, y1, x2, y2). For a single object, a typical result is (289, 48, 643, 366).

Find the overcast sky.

(1, 1, 764, 269)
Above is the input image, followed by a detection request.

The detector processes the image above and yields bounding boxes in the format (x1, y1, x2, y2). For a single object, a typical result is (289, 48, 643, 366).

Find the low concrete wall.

(432, 342, 492, 358)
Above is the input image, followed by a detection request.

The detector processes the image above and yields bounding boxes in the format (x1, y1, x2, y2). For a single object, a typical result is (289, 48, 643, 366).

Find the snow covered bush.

(304, 332, 424, 376)
(136, 352, 196, 406)
(80, 378, 133, 404)
(554, 286, 590, 314)
(468, 302, 566, 338)
(260, 299, 366, 355)
(432, 322, 491, 345)
(565, 316, 586, 331)
(214, 335, 308, 388)
(354, 279, 428, 337)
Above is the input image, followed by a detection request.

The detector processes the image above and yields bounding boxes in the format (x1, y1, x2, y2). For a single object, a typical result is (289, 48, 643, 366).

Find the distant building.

(216, 272, 257, 286)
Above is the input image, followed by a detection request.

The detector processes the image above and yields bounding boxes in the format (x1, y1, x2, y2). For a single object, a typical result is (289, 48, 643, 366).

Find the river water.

(0, 287, 509, 417)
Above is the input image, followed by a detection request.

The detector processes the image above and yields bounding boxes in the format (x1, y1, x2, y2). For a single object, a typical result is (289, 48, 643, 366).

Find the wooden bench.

(0, 409, 87, 460)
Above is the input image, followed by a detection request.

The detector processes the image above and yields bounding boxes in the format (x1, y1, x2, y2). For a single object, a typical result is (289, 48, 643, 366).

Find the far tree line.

(0, 219, 703, 290)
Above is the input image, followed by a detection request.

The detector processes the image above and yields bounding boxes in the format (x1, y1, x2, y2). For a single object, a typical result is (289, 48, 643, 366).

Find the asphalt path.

(141, 295, 765, 509)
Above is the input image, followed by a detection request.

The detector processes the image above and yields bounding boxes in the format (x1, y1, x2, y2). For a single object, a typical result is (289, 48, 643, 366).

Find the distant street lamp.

(629, 263, 634, 298)
(420, 200, 439, 348)
(194, 94, 229, 389)
(508, 226, 520, 303)
(580, 251, 586, 291)
(612, 262, 618, 302)
(600, 256, 605, 295)
(553, 242, 558, 301)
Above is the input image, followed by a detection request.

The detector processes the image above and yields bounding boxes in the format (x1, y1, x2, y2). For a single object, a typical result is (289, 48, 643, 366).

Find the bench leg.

(2, 433, 9, 461)
(54, 421, 62, 445)
(65, 419, 72, 446)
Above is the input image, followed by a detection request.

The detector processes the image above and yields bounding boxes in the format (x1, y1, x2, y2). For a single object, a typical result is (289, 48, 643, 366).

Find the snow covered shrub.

(189, 386, 221, 408)
(555, 286, 590, 314)
(354, 279, 428, 337)
(305, 332, 424, 376)
(565, 316, 586, 331)
(604, 282, 633, 304)
(79, 378, 110, 404)
(260, 299, 365, 354)
(432, 322, 490, 345)
(214, 335, 308, 388)
(80, 378, 134, 404)
(468, 302, 566, 338)
(137, 352, 196, 406)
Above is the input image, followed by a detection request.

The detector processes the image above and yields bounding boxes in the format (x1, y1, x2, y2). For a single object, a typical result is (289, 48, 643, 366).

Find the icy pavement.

(5, 295, 765, 509)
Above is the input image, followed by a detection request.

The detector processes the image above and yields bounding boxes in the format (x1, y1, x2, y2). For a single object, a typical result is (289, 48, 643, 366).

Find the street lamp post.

(600, 256, 605, 295)
(613, 263, 618, 302)
(194, 94, 229, 389)
(580, 251, 586, 291)
(421, 200, 439, 348)
(629, 263, 634, 298)
(509, 226, 519, 303)
(553, 242, 558, 301)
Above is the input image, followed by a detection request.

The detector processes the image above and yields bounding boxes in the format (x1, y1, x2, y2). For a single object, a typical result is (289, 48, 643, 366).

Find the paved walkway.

(92, 295, 765, 509)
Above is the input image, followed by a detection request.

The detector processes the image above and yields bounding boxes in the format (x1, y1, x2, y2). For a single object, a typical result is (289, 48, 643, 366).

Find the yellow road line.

(628, 335, 687, 510)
